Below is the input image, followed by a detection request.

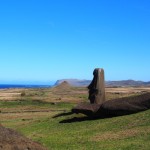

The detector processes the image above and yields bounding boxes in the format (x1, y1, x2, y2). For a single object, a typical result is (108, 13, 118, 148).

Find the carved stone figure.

(88, 68, 105, 104)
(72, 92, 150, 118)
(71, 68, 150, 119)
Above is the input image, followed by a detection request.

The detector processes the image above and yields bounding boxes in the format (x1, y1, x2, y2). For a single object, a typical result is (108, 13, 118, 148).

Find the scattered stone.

(21, 91, 26, 96)
(51, 102, 57, 105)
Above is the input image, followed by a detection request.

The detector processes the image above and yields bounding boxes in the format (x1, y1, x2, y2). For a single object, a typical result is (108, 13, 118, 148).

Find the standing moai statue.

(88, 68, 105, 104)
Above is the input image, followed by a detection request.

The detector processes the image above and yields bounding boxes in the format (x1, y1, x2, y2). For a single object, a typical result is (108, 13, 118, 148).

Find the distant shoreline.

(0, 84, 51, 89)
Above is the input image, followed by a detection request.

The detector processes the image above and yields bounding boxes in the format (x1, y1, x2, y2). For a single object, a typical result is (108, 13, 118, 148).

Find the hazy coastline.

(0, 84, 51, 89)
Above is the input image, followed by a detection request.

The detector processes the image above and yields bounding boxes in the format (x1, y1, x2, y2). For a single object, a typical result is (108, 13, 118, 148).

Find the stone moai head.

(88, 68, 105, 104)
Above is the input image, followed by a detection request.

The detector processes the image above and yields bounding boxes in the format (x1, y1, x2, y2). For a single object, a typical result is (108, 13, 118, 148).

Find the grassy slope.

(0, 87, 150, 150)
(18, 110, 150, 150)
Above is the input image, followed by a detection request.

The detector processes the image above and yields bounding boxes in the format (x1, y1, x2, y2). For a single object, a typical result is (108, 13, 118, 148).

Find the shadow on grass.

(52, 112, 74, 118)
(59, 116, 96, 123)
(53, 111, 104, 123)
(58, 112, 145, 123)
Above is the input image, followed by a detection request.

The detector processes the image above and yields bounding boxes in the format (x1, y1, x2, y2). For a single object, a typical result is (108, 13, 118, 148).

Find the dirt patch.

(92, 128, 150, 141)
(0, 90, 21, 101)
(106, 87, 150, 94)
(0, 124, 48, 150)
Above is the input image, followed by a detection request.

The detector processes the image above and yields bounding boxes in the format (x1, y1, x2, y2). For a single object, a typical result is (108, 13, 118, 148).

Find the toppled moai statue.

(88, 68, 105, 104)
(72, 68, 150, 118)
(72, 92, 150, 118)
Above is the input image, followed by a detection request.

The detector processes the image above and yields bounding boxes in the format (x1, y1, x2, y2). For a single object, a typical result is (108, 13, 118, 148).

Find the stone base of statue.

(72, 102, 100, 116)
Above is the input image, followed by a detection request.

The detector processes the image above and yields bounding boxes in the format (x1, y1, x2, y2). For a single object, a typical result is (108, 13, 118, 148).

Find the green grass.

(1, 86, 150, 150)
(18, 110, 150, 150)
(1, 100, 150, 150)
(0, 99, 75, 109)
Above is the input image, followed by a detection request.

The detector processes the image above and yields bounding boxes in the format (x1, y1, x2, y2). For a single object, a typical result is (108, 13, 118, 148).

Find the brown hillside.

(0, 124, 48, 150)
(54, 81, 71, 89)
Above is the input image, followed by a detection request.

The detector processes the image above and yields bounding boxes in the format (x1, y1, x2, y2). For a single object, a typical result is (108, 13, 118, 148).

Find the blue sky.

(0, 0, 150, 84)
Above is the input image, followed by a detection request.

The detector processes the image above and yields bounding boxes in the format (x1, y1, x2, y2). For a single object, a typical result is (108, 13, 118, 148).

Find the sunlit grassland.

(0, 87, 150, 150)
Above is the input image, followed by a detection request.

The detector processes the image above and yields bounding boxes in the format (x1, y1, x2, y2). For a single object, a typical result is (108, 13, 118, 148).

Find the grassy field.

(0, 86, 150, 150)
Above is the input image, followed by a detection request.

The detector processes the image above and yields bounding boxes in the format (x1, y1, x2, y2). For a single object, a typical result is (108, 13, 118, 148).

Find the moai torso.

(88, 68, 105, 104)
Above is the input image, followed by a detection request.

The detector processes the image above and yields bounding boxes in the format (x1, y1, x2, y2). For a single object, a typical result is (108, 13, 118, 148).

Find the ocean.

(0, 84, 51, 89)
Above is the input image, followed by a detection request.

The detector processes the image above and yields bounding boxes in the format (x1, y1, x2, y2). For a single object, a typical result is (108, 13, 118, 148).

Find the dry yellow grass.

(1, 86, 150, 102)
(92, 127, 150, 141)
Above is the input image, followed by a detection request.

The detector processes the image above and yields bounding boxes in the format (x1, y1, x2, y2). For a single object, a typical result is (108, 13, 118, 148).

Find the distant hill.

(54, 79, 150, 87)
(54, 79, 91, 87)
(54, 81, 71, 89)
(106, 80, 150, 87)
